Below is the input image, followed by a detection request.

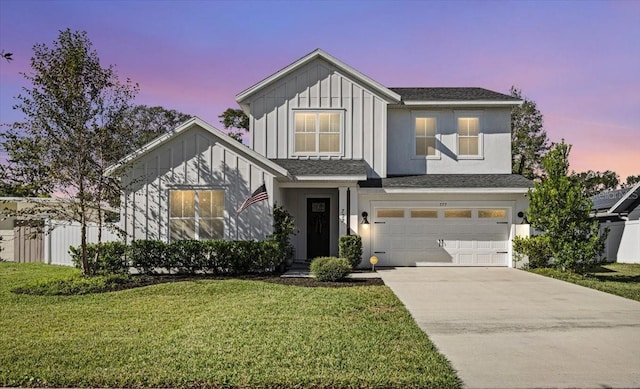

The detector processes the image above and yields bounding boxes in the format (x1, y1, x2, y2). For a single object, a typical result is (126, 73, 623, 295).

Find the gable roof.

(359, 174, 533, 192)
(104, 117, 288, 177)
(591, 187, 632, 211)
(272, 159, 367, 180)
(236, 49, 402, 105)
(390, 87, 521, 106)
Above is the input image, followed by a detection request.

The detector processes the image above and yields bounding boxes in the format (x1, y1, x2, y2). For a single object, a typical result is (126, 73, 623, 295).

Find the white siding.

(120, 125, 277, 242)
(387, 107, 512, 175)
(247, 58, 389, 178)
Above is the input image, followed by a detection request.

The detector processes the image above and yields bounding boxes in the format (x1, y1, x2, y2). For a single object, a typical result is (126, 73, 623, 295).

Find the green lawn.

(0, 263, 460, 388)
(530, 263, 640, 302)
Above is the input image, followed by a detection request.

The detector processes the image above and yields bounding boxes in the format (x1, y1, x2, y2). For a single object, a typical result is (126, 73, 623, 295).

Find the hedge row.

(71, 239, 282, 275)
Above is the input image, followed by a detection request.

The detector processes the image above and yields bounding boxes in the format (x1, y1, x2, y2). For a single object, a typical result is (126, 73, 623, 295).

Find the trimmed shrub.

(70, 242, 128, 275)
(168, 240, 206, 274)
(310, 256, 352, 282)
(130, 240, 168, 274)
(513, 235, 553, 269)
(339, 235, 363, 268)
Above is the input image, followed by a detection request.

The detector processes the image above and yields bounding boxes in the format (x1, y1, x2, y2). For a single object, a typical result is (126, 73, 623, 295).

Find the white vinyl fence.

(44, 220, 122, 266)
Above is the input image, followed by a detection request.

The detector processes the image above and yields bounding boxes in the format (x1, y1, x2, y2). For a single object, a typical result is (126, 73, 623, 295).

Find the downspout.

(346, 187, 351, 235)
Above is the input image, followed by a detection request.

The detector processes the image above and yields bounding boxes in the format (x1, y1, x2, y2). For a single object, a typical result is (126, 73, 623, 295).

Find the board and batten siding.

(387, 107, 513, 175)
(246, 58, 388, 178)
(120, 125, 277, 242)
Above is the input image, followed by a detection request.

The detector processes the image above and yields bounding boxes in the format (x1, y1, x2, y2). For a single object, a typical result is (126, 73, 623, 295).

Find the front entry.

(307, 198, 330, 259)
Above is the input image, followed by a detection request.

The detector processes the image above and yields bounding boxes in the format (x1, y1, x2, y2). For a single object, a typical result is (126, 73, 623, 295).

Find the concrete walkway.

(378, 267, 640, 389)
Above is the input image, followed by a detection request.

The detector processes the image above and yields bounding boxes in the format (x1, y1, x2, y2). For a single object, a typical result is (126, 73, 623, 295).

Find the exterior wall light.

(361, 211, 369, 225)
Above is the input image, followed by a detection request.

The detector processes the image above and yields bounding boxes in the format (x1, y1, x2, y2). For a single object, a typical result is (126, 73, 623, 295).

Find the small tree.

(510, 87, 549, 180)
(270, 205, 296, 266)
(526, 140, 606, 273)
(218, 108, 248, 142)
(6, 29, 137, 275)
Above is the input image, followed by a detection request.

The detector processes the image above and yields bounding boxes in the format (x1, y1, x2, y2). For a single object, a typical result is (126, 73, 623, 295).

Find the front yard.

(0, 263, 460, 388)
(529, 263, 640, 302)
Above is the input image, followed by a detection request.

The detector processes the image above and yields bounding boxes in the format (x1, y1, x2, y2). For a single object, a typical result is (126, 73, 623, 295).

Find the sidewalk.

(281, 262, 381, 279)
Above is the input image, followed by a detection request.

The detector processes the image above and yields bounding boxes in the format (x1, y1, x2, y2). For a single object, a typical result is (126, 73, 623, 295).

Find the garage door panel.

(373, 204, 510, 267)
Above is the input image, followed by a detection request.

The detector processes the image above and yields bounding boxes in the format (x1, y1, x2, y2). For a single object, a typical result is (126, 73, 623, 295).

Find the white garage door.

(372, 205, 510, 266)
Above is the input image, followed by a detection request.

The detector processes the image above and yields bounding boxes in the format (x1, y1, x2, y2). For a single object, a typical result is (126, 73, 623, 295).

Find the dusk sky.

(1, 0, 638, 181)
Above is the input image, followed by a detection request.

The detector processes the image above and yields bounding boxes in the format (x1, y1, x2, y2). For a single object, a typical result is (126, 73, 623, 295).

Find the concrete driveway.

(378, 267, 640, 389)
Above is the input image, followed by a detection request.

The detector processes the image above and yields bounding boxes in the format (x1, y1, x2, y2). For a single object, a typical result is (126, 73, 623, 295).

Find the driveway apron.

(378, 267, 640, 389)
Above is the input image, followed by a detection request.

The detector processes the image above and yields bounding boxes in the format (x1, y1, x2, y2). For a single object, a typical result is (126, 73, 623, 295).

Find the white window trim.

(167, 188, 227, 241)
(411, 112, 441, 160)
(290, 109, 345, 157)
(454, 111, 484, 160)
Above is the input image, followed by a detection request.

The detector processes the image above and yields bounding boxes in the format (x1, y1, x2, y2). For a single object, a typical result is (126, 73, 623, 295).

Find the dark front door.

(307, 198, 330, 259)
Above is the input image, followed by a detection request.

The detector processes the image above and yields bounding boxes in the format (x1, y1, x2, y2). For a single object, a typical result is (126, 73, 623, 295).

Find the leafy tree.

(510, 87, 550, 180)
(121, 105, 191, 148)
(571, 170, 619, 197)
(218, 108, 248, 142)
(623, 175, 640, 188)
(0, 133, 53, 197)
(5, 29, 137, 274)
(525, 140, 606, 273)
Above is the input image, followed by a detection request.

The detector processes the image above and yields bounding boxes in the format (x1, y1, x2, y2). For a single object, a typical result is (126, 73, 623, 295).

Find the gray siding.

(247, 58, 389, 178)
(120, 125, 276, 242)
(387, 107, 512, 175)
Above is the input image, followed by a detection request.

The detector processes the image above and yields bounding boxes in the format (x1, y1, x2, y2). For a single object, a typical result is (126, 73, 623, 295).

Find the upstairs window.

(169, 190, 224, 241)
(458, 117, 480, 156)
(415, 117, 437, 156)
(294, 111, 342, 154)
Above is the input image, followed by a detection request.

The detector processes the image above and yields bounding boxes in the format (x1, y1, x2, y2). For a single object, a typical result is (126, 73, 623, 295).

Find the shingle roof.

(271, 159, 368, 177)
(591, 188, 631, 211)
(389, 87, 520, 102)
(358, 174, 533, 188)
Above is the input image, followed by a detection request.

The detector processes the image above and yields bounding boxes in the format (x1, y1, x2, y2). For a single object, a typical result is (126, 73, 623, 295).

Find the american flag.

(236, 184, 268, 214)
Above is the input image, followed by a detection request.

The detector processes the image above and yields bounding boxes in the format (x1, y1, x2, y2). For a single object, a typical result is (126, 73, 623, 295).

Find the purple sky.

(1, 0, 638, 181)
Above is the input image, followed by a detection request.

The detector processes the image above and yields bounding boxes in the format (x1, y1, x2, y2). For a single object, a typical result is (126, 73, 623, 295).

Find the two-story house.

(107, 49, 532, 267)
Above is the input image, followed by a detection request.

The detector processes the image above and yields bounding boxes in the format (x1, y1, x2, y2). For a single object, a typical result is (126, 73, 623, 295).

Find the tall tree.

(510, 86, 549, 180)
(571, 170, 619, 197)
(219, 108, 248, 142)
(1, 50, 12, 62)
(121, 105, 191, 149)
(6, 29, 137, 274)
(622, 175, 640, 188)
(526, 140, 606, 273)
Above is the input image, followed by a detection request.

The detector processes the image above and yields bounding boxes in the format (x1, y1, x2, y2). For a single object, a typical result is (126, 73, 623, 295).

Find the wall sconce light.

(361, 211, 369, 225)
(517, 211, 529, 224)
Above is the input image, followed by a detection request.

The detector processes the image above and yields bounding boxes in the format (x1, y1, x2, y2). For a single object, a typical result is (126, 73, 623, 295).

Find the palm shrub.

(310, 256, 352, 282)
(339, 235, 363, 268)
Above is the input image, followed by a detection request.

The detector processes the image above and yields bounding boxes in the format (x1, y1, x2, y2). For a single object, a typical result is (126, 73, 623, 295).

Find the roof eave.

(403, 100, 522, 107)
(360, 187, 531, 194)
(235, 49, 401, 104)
(608, 182, 640, 213)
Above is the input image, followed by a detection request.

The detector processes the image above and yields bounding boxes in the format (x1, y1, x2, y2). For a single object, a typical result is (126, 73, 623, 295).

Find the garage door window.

(410, 209, 438, 218)
(377, 209, 405, 218)
(444, 209, 472, 218)
(478, 209, 507, 219)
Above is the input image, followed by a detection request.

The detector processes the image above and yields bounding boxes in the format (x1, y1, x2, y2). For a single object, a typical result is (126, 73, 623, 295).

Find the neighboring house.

(591, 183, 640, 264)
(107, 49, 532, 267)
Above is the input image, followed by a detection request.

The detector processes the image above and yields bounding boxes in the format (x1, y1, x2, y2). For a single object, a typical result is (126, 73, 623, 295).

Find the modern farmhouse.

(106, 49, 533, 267)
